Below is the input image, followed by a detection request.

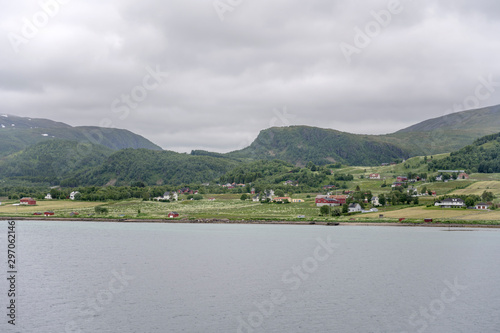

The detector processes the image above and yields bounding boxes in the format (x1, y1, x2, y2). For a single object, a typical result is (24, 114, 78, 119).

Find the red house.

(315, 195, 348, 207)
(329, 195, 348, 204)
(44, 211, 55, 216)
(315, 196, 341, 207)
(168, 212, 179, 218)
(20, 197, 36, 205)
(396, 176, 408, 182)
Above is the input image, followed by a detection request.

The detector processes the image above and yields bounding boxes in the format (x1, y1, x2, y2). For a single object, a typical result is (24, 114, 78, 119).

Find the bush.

(95, 206, 109, 214)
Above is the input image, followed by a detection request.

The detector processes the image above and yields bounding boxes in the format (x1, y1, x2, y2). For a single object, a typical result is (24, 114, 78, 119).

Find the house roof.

(441, 198, 464, 203)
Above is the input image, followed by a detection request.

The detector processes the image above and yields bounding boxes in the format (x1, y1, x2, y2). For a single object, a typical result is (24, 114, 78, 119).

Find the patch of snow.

(42, 134, 49, 137)
(1, 115, 7, 117)
(11, 124, 15, 126)
(1, 124, 5, 128)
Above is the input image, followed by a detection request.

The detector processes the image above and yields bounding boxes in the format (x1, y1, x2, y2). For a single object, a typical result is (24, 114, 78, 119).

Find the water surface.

(0, 221, 499, 333)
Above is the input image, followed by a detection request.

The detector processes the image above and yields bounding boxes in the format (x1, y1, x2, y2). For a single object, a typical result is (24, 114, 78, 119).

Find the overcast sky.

(1, 0, 500, 153)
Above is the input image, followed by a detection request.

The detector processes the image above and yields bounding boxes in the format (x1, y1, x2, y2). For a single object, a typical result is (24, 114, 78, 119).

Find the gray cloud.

(1, 0, 499, 152)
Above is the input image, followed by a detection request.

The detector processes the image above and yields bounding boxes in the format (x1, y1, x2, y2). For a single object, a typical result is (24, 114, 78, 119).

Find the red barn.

(329, 195, 348, 205)
(315, 196, 341, 207)
(20, 197, 36, 205)
(168, 212, 179, 218)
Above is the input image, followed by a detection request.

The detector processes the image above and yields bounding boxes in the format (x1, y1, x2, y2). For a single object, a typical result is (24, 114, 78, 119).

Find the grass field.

(2, 154, 500, 224)
(1, 196, 499, 224)
(361, 206, 500, 221)
(449, 181, 500, 197)
(0, 198, 325, 221)
(0, 200, 103, 216)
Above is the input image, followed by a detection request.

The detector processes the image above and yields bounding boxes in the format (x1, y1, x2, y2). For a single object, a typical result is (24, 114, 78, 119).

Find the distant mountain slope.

(77, 149, 241, 186)
(428, 132, 500, 173)
(229, 105, 500, 165)
(379, 105, 500, 156)
(227, 126, 410, 166)
(397, 105, 500, 133)
(0, 114, 70, 129)
(0, 139, 114, 185)
(0, 114, 162, 156)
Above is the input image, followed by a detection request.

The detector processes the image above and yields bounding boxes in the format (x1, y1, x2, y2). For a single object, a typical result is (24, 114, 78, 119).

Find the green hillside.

(228, 105, 500, 165)
(428, 132, 500, 173)
(0, 114, 162, 156)
(381, 104, 500, 155)
(77, 149, 241, 186)
(227, 126, 410, 166)
(0, 139, 114, 185)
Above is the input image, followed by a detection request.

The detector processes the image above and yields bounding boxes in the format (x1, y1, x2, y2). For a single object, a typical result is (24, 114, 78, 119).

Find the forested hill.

(397, 105, 500, 133)
(379, 104, 500, 156)
(0, 114, 162, 156)
(0, 139, 114, 185)
(227, 105, 500, 164)
(428, 132, 500, 173)
(227, 126, 410, 166)
(77, 149, 241, 186)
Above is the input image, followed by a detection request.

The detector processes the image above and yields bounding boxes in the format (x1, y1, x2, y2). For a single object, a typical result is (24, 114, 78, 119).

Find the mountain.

(428, 132, 500, 173)
(229, 105, 500, 166)
(0, 114, 162, 156)
(397, 105, 500, 133)
(227, 126, 410, 166)
(0, 139, 114, 185)
(76, 149, 241, 186)
(379, 105, 500, 156)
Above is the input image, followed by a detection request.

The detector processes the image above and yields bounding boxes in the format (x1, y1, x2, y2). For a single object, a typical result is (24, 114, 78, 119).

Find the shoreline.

(2, 216, 500, 228)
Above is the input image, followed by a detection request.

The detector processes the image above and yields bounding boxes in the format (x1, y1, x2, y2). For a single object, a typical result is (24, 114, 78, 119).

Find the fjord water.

(1, 221, 499, 333)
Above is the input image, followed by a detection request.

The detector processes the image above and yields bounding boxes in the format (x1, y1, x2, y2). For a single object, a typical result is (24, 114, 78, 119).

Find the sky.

(1, 0, 500, 153)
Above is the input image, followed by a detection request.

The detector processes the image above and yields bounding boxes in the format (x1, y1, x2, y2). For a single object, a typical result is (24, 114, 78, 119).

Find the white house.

(164, 191, 178, 201)
(475, 203, 490, 210)
(264, 190, 275, 200)
(69, 191, 80, 200)
(44, 193, 52, 200)
(369, 173, 381, 179)
(371, 196, 380, 206)
(155, 191, 178, 201)
(348, 203, 362, 213)
(434, 198, 465, 208)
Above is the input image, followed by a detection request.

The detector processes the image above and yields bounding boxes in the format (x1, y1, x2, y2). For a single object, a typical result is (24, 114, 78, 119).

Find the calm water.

(1, 221, 499, 333)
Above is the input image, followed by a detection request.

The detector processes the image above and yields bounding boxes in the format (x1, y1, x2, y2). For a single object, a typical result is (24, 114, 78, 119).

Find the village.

(3, 161, 498, 224)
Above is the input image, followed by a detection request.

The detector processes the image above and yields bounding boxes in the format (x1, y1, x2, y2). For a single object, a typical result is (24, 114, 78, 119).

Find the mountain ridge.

(0, 114, 162, 156)
(228, 104, 500, 164)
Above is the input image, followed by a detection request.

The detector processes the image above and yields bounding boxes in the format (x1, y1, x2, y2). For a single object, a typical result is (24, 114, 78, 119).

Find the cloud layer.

(1, 0, 500, 152)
